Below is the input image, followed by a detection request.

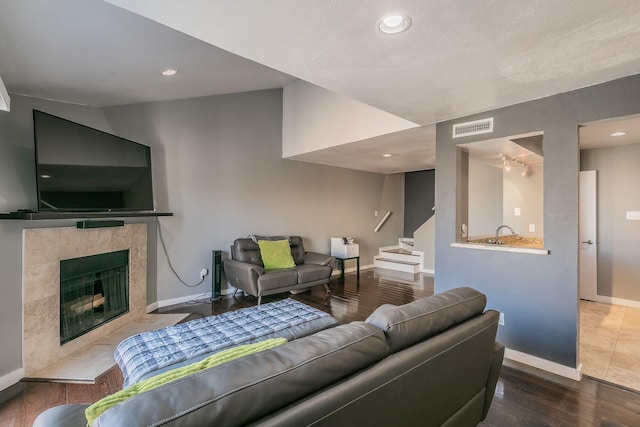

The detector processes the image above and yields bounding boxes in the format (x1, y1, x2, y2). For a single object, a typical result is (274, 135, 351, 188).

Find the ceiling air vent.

(452, 117, 494, 138)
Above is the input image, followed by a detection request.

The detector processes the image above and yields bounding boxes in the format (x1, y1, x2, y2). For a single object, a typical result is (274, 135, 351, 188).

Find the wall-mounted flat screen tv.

(33, 110, 154, 212)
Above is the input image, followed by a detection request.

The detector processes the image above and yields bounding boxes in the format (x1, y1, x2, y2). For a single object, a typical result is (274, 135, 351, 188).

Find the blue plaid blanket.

(115, 299, 332, 387)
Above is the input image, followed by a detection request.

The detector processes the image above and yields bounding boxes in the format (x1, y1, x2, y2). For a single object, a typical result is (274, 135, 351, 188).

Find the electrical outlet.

(499, 312, 505, 326)
(514, 208, 521, 216)
(529, 224, 535, 232)
(200, 268, 208, 278)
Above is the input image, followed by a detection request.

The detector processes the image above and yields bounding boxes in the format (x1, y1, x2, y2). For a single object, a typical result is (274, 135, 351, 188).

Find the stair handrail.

(373, 211, 392, 232)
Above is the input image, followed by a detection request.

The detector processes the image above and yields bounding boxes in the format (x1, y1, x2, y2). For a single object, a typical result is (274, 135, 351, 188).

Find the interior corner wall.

(435, 73, 640, 369)
(581, 144, 640, 301)
(103, 89, 403, 303)
(403, 169, 435, 237)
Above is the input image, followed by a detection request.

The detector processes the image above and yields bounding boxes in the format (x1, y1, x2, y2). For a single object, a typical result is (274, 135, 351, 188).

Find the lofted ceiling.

(1, 0, 640, 173)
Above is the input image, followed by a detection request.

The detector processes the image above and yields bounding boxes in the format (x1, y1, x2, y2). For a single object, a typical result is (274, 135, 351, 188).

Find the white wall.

(282, 80, 418, 157)
(468, 158, 503, 237)
(502, 164, 544, 238)
(413, 215, 435, 272)
(467, 158, 543, 238)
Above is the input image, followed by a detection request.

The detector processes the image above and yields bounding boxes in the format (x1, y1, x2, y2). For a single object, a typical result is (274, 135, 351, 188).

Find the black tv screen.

(33, 110, 154, 212)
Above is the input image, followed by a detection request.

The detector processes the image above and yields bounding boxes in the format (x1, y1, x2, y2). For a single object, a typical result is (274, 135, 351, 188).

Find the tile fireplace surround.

(22, 223, 148, 377)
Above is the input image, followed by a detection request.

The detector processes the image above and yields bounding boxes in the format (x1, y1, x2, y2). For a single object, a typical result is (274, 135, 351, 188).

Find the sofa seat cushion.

(365, 287, 487, 353)
(257, 269, 298, 291)
(294, 264, 332, 283)
(91, 322, 388, 427)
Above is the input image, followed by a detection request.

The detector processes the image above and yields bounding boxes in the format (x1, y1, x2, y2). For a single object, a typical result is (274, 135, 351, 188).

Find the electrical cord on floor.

(185, 292, 211, 305)
(156, 217, 206, 288)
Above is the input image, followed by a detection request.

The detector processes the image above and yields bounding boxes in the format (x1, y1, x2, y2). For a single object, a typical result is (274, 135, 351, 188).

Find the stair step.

(375, 257, 419, 266)
(399, 238, 414, 246)
(381, 248, 419, 256)
(374, 257, 421, 273)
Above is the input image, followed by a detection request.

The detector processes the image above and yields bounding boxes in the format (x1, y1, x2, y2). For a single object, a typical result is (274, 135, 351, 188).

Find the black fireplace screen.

(60, 250, 129, 344)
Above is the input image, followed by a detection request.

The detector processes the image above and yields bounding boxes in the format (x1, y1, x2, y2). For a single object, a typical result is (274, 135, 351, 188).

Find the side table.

(335, 256, 360, 280)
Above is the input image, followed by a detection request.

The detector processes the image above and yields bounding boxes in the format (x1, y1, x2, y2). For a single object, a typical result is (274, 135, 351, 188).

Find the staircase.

(373, 238, 423, 273)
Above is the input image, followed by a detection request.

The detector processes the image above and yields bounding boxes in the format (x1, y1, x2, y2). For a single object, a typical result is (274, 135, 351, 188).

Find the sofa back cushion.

(288, 236, 306, 265)
(365, 287, 487, 353)
(232, 238, 263, 266)
(92, 322, 388, 427)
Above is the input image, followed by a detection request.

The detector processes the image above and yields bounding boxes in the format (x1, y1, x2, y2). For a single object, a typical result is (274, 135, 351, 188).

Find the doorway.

(578, 114, 640, 392)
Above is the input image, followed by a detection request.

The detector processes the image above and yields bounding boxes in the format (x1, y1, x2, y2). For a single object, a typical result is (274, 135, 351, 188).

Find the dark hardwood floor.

(2, 268, 640, 426)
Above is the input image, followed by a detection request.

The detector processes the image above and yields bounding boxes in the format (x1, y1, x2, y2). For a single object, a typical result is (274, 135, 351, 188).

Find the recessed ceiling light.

(40, 174, 51, 179)
(161, 69, 178, 76)
(610, 131, 627, 137)
(378, 15, 412, 34)
(382, 153, 392, 157)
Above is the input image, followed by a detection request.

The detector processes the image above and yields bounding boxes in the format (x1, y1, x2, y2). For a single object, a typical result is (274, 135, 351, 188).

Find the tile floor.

(580, 299, 640, 391)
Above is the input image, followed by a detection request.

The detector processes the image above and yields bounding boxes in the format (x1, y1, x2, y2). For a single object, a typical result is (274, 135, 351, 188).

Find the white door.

(579, 170, 597, 301)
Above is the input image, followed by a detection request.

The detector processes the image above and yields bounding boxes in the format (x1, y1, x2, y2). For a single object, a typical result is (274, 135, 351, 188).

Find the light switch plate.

(514, 208, 521, 216)
(626, 211, 640, 220)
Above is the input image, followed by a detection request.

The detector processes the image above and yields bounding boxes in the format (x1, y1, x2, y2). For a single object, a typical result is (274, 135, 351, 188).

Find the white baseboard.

(154, 288, 237, 309)
(157, 292, 213, 308)
(421, 268, 435, 274)
(146, 301, 159, 313)
(596, 295, 640, 308)
(0, 368, 25, 392)
(331, 264, 373, 276)
(505, 348, 582, 381)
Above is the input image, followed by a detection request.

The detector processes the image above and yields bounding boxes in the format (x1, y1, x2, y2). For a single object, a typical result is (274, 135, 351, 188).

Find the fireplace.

(60, 250, 130, 344)
(22, 223, 148, 376)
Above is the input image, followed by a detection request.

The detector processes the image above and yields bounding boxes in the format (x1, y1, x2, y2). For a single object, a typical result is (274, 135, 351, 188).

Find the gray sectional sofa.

(34, 287, 504, 427)
(223, 236, 334, 303)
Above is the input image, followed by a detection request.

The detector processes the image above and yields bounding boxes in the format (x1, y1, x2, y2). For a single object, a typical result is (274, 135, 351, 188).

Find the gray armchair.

(223, 236, 334, 304)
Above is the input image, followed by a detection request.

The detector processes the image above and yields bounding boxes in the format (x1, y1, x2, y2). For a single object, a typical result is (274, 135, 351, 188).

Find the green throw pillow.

(258, 239, 296, 270)
(85, 338, 287, 425)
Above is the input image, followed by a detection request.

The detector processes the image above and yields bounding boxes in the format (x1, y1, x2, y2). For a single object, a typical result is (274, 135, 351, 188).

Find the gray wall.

(103, 89, 404, 302)
(0, 89, 404, 386)
(581, 144, 640, 301)
(404, 169, 434, 237)
(436, 73, 640, 368)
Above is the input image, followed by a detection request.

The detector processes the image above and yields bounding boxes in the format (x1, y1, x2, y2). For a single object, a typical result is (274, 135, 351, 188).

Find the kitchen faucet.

(495, 225, 516, 243)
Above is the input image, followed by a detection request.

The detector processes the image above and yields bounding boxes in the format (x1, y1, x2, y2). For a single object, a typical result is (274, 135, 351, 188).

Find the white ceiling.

(1, 0, 640, 173)
(580, 113, 640, 150)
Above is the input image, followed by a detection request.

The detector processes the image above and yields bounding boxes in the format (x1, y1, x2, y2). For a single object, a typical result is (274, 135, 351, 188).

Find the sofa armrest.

(482, 340, 505, 420)
(223, 259, 265, 296)
(304, 251, 335, 267)
(33, 403, 90, 427)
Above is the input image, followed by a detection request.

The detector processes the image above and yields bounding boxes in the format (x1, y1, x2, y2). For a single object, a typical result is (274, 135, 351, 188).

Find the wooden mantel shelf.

(0, 211, 173, 220)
